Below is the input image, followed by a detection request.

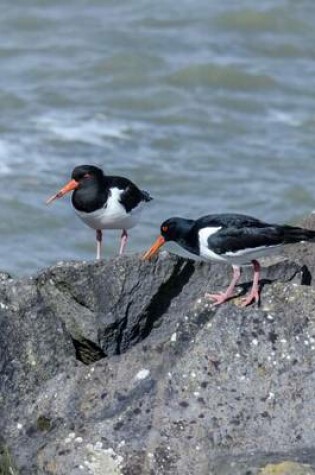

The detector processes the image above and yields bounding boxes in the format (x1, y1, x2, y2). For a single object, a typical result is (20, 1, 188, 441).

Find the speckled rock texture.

(2, 235, 315, 474)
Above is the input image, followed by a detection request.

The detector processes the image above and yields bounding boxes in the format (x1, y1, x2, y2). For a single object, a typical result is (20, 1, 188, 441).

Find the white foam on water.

(34, 112, 131, 146)
(0, 140, 15, 175)
(267, 109, 302, 127)
(0, 139, 32, 175)
(0, 136, 58, 177)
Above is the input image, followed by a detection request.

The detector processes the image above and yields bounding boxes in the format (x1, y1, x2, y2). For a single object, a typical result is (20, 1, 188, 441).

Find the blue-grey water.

(1, 0, 315, 275)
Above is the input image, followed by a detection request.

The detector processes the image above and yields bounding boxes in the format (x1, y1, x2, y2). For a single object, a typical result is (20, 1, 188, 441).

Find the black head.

(160, 217, 194, 242)
(46, 165, 105, 205)
(71, 165, 104, 183)
(143, 216, 196, 260)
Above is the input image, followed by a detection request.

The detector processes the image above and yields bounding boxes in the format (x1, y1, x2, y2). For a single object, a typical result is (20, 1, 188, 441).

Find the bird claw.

(239, 290, 260, 307)
(205, 292, 233, 306)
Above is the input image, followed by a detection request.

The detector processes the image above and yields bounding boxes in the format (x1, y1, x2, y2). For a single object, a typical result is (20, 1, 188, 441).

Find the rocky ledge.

(2, 215, 315, 475)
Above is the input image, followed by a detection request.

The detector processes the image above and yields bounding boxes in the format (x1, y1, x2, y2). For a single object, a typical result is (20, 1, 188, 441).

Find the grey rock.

(0, 276, 76, 414)
(283, 212, 315, 286)
(1, 244, 315, 474)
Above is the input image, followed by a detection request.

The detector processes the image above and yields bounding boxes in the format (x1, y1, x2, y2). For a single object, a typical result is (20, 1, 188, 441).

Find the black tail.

(141, 190, 153, 202)
(281, 225, 315, 244)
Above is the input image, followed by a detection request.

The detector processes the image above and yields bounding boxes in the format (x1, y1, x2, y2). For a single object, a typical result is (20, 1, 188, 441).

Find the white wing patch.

(198, 227, 226, 262)
(104, 187, 126, 218)
(199, 226, 221, 243)
(198, 227, 283, 264)
(75, 187, 144, 230)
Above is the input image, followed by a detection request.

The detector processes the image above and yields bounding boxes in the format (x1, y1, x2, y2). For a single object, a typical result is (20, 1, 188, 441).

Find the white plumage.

(198, 226, 281, 265)
(74, 187, 144, 231)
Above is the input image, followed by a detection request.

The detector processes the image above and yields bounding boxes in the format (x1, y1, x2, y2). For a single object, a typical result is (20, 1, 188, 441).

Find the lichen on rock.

(259, 461, 315, 475)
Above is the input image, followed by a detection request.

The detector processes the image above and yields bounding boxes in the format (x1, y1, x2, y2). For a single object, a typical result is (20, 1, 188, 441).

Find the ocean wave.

(167, 63, 277, 91)
(0, 139, 30, 175)
(216, 8, 308, 33)
(0, 140, 14, 175)
(267, 109, 302, 127)
(34, 113, 131, 146)
(0, 137, 56, 176)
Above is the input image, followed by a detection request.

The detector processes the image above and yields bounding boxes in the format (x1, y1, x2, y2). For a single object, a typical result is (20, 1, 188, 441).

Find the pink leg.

(96, 229, 102, 260)
(205, 265, 241, 305)
(119, 229, 128, 255)
(240, 260, 260, 307)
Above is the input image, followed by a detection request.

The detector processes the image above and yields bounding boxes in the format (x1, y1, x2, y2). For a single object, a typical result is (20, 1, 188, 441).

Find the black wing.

(195, 213, 315, 255)
(208, 226, 285, 255)
(109, 176, 152, 213)
(195, 213, 271, 230)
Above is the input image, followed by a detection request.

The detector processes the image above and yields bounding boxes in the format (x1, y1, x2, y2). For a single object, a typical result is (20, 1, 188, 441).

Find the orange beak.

(142, 235, 165, 260)
(46, 179, 79, 205)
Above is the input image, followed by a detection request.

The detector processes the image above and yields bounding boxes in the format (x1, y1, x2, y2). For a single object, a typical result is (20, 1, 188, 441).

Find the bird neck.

(175, 220, 198, 255)
(72, 178, 107, 212)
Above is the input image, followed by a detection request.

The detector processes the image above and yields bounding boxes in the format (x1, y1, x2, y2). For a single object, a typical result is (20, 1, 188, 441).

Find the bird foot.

(239, 289, 260, 307)
(205, 291, 234, 306)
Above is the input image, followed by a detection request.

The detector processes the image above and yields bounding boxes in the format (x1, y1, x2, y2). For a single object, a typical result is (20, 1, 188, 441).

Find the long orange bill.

(142, 235, 165, 260)
(46, 179, 79, 205)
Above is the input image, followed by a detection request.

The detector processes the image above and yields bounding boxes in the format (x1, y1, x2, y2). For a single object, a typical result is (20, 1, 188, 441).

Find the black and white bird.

(47, 165, 152, 259)
(143, 213, 315, 306)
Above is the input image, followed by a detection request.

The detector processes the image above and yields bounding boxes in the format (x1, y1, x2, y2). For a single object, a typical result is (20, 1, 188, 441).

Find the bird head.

(46, 165, 104, 204)
(143, 217, 193, 259)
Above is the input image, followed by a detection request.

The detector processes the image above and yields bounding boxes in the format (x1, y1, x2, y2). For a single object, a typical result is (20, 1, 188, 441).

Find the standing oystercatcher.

(143, 213, 315, 306)
(47, 165, 152, 259)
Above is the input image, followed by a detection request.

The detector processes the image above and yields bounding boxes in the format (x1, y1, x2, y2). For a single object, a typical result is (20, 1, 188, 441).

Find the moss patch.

(0, 445, 18, 475)
(260, 461, 315, 475)
(37, 415, 52, 432)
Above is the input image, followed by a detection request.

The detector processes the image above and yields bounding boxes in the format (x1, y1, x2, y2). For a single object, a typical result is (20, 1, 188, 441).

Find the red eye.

(162, 225, 168, 232)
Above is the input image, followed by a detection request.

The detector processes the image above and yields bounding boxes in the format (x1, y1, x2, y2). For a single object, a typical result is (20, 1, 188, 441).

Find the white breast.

(198, 227, 227, 262)
(74, 187, 144, 230)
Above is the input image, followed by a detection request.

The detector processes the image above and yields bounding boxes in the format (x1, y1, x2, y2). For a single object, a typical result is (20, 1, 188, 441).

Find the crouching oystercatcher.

(47, 165, 152, 259)
(143, 213, 315, 306)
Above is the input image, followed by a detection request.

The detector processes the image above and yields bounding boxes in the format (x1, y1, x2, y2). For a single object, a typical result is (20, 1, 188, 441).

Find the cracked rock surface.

(1, 238, 315, 474)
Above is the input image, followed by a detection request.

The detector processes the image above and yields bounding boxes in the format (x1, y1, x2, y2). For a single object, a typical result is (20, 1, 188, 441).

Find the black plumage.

(71, 166, 152, 214)
(47, 164, 152, 259)
(193, 214, 315, 258)
(144, 213, 315, 306)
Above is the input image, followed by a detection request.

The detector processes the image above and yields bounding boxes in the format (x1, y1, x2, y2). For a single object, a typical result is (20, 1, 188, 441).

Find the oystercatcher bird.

(46, 165, 152, 259)
(143, 213, 315, 306)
